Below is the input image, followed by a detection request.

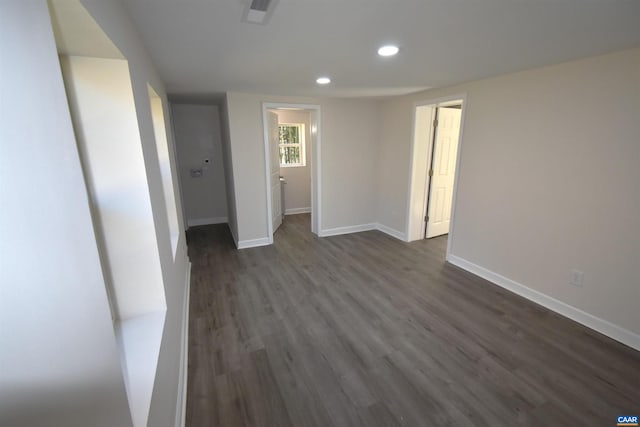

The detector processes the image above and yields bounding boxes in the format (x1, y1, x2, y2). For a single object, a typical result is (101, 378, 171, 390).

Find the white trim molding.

(318, 222, 407, 241)
(319, 223, 376, 237)
(447, 254, 640, 352)
(375, 223, 407, 241)
(285, 207, 311, 215)
(237, 237, 272, 250)
(175, 263, 191, 427)
(186, 216, 227, 227)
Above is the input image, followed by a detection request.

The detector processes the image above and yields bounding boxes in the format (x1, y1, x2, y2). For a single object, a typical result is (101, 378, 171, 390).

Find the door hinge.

(433, 119, 438, 128)
(425, 215, 429, 222)
(428, 169, 433, 177)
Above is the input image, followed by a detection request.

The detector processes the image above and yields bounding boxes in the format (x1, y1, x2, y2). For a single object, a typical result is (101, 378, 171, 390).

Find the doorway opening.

(407, 96, 466, 258)
(262, 103, 321, 242)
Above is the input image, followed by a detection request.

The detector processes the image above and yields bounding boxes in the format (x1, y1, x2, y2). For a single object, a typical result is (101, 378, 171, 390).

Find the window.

(279, 123, 305, 167)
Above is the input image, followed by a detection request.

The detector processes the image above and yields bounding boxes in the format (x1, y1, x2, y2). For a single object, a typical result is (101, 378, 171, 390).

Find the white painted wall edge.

(116, 310, 167, 427)
(447, 254, 640, 352)
(174, 263, 191, 427)
(187, 217, 228, 227)
(228, 224, 239, 249)
(285, 207, 311, 215)
(237, 237, 271, 250)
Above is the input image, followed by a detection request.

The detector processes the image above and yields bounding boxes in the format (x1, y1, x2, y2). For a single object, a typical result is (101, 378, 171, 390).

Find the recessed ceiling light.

(316, 77, 331, 85)
(378, 45, 399, 57)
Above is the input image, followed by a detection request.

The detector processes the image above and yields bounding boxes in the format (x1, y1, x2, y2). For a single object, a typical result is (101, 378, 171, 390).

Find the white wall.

(219, 95, 239, 242)
(77, 1, 192, 424)
(377, 48, 640, 340)
(0, 2, 132, 426)
(60, 55, 166, 320)
(376, 96, 416, 235)
(1, 0, 191, 425)
(172, 103, 228, 226)
(149, 85, 181, 254)
(321, 98, 380, 230)
(275, 109, 311, 213)
(225, 92, 381, 243)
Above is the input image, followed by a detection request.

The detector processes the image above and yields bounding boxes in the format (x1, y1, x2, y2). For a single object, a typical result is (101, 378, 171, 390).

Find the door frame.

(423, 103, 463, 239)
(261, 102, 321, 242)
(423, 106, 440, 239)
(405, 93, 467, 261)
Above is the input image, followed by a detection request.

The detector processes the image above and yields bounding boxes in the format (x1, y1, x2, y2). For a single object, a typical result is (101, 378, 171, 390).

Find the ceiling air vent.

(242, 0, 279, 25)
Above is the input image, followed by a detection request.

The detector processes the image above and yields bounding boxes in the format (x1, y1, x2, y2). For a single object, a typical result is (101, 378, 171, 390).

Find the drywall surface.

(172, 103, 228, 226)
(219, 95, 239, 242)
(78, 0, 191, 424)
(60, 55, 166, 320)
(377, 96, 416, 235)
(275, 109, 311, 212)
(321, 98, 380, 230)
(225, 92, 380, 242)
(0, 2, 132, 426)
(149, 86, 180, 253)
(378, 48, 640, 335)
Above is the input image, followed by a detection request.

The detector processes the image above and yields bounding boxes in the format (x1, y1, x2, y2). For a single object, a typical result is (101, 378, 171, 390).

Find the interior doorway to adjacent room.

(407, 96, 465, 253)
(424, 104, 462, 238)
(262, 103, 321, 241)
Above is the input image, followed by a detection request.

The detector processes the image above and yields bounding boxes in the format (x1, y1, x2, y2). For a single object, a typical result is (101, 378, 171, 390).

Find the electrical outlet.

(569, 269, 584, 287)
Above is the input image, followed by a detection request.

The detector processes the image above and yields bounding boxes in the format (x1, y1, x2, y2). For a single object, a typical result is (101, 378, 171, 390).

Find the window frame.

(278, 122, 306, 168)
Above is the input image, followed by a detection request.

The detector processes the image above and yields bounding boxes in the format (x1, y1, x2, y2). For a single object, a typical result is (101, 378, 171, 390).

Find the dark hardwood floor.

(185, 214, 639, 427)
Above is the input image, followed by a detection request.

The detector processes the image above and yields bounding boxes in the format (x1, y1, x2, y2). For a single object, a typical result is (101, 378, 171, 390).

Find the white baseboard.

(375, 223, 407, 241)
(285, 207, 311, 215)
(447, 254, 640, 352)
(318, 223, 407, 241)
(319, 223, 377, 237)
(187, 216, 227, 227)
(237, 237, 272, 249)
(175, 262, 191, 427)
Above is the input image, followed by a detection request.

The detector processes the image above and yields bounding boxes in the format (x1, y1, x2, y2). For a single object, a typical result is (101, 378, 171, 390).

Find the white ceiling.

(123, 0, 640, 98)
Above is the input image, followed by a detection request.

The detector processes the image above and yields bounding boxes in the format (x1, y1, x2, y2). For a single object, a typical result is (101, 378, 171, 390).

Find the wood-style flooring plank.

(186, 214, 640, 427)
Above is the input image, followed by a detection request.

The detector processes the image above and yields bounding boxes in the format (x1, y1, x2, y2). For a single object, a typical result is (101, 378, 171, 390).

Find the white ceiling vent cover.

(242, 0, 279, 25)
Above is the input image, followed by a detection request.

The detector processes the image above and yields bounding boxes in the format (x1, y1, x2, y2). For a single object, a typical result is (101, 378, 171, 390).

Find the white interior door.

(425, 107, 461, 238)
(268, 111, 282, 233)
